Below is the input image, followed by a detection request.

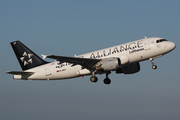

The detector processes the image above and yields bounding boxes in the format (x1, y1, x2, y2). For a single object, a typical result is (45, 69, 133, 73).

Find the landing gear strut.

(149, 58, 157, 69)
(103, 72, 111, 85)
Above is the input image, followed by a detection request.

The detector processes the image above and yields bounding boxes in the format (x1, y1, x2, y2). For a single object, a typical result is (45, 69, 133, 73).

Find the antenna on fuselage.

(144, 36, 147, 39)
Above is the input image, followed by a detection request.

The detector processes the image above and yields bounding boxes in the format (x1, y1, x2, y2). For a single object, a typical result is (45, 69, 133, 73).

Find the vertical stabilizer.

(10, 41, 48, 71)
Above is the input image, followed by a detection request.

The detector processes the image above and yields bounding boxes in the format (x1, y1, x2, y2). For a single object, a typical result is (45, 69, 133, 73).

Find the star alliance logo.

(20, 51, 33, 66)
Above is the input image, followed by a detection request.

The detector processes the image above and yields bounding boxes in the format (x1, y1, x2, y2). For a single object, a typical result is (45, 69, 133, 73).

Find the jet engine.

(95, 57, 121, 71)
(116, 62, 140, 74)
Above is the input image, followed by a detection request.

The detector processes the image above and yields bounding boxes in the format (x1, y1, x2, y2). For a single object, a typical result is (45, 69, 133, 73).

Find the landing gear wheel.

(152, 65, 157, 69)
(149, 58, 157, 70)
(90, 76, 98, 83)
(104, 78, 111, 85)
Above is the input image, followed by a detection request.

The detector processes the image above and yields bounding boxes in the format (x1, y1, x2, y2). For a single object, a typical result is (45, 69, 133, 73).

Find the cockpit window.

(156, 39, 167, 43)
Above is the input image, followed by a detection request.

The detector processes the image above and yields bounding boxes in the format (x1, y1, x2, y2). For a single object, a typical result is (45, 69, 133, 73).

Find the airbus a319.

(6, 37, 176, 85)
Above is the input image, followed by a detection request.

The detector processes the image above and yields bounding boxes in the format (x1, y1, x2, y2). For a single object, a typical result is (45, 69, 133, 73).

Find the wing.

(45, 55, 101, 68)
(6, 71, 34, 75)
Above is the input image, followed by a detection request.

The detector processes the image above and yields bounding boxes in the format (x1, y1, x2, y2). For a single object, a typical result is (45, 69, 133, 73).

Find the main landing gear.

(90, 70, 98, 83)
(90, 76, 98, 83)
(90, 71, 111, 85)
(149, 58, 157, 69)
(103, 72, 111, 85)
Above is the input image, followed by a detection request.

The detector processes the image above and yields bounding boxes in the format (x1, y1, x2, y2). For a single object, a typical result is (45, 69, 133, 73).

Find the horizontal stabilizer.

(41, 54, 47, 60)
(6, 71, 34, 75)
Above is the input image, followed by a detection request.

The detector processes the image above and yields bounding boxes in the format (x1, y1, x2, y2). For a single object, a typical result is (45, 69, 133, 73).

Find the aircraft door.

(144, 39, 150, 50)
(45, 64, 51, 76)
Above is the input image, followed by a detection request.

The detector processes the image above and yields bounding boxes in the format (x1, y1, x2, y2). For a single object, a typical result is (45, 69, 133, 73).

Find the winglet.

(41, 54, 47, 60)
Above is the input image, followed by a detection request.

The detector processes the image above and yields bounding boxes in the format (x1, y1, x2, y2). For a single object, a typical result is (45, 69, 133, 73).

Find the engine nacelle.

(96, 57, 121, 71)
(116, 62, 140, 74)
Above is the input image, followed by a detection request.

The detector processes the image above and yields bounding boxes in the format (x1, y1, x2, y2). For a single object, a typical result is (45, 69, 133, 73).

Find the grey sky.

(0, 0, 180, 120)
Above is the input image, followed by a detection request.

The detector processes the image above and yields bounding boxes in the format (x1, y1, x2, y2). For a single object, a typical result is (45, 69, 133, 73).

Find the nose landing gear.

(149, 58, 157, 69)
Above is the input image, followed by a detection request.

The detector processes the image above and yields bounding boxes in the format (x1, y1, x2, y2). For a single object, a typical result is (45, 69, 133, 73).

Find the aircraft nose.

(170, 42, 176, 50)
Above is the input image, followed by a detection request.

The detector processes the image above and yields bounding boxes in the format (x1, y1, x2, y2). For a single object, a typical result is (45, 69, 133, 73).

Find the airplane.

(6, 37, 176, 84)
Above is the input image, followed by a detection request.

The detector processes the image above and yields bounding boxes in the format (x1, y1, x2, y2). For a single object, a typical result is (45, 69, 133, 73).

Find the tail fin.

(10, 41, 48, 71)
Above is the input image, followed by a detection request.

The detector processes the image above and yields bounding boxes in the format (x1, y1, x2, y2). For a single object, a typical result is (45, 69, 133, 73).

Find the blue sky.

(0, 0, 180, 120)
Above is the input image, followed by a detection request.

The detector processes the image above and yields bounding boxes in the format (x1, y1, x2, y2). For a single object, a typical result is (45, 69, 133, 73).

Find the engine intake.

(116, 62, 140, 74)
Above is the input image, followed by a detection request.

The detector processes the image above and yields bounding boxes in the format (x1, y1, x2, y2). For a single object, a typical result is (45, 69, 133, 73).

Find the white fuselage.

(14, 37, 175, 80)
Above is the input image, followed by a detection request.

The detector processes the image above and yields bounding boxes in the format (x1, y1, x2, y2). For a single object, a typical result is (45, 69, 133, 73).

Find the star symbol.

(20, 51, 33, 66)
